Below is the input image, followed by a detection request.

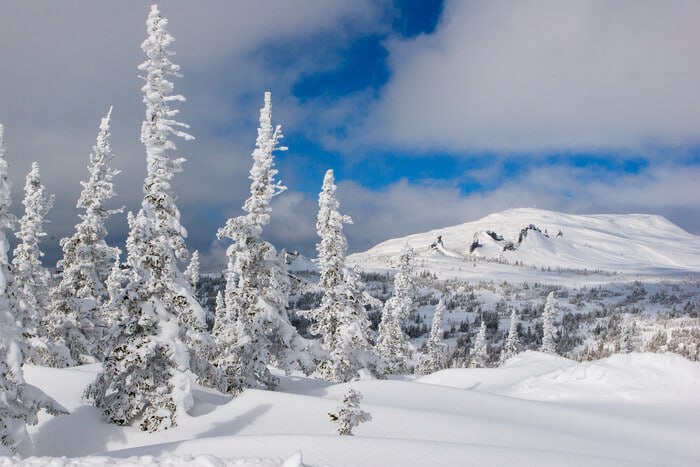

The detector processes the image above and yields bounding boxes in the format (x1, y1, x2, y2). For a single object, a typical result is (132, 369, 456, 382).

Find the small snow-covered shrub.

(328, 389, 371, 435)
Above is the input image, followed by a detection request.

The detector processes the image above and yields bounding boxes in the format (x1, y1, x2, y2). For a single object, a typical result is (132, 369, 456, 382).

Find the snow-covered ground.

(6, 351, 698, 466)
(3, 209, 697, 466)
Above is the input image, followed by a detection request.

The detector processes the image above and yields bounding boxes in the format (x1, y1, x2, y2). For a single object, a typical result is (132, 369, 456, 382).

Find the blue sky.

(1, 1, 699, 269)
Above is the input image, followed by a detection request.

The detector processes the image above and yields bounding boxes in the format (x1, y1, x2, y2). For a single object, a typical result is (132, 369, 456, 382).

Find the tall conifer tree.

(304, 170, 379, 382)
(417, 299, 447, 375)
(0, 125, 67, 453)
(470, 319, 489, 368)
(500, 309, 520, 364)
(12, 162, 56, 366)
(376, 246, 416, 374)
(541, 292, 557, 354)
(47, 108, 122, 364)
(214, 92, 314, 393)
(87, 5, 214, 431)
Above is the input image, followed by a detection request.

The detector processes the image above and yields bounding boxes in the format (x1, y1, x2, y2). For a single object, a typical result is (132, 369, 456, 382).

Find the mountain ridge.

(348, 208, 700, 274)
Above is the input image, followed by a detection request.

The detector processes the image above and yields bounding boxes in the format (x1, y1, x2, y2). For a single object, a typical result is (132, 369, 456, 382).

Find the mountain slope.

(348, 208, 700, 274)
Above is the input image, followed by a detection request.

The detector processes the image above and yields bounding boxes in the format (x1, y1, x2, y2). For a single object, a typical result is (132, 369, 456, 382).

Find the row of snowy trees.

(0, 4, 423, 440)
(0, 125, 68, 454)
(0, 4, 562, 445)
(463, 292, 559, 369)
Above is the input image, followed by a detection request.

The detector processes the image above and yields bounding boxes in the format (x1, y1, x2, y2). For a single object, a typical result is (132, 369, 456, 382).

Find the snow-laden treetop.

(139, 3, 193, 262)
(243, 91, 287, 232)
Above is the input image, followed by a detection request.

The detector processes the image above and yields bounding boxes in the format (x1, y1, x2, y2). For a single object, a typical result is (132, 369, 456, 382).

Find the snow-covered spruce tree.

(500, 309, 520, 364)
(303, 169, 379, 382)
(102, 259, 126, 329)
(470, 319, 489, 368)
(0, 125, 67, 454)
(0, 303, 68, 455)
(417, 299, 447, 375)
(46, 108, 122, 365)
(86, 5, 215, 432)
(184, 250, 199, 290)
(619, 313, 634, 353)
(138, 3, 215, 388)
(328, 388, 371, 436)
(97, 211, 140, 336)
(212, 290, 225, 327)
(12, 162, 58, 366)
(214, 92, 315, 394)
(376, 246, 416, 375)
(541, 292, 557, 354)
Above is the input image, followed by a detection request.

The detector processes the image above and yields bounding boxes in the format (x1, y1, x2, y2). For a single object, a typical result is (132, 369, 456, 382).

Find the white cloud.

(189, 161, 700, 270)
(363, 0, 700, 153)
(320, 164, 700, 257)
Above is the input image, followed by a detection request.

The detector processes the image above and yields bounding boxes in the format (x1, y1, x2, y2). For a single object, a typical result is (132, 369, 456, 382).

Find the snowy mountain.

(349, 208, 700, 275)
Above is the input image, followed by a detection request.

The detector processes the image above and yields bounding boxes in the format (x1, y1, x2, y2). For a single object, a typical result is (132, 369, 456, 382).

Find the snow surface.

(7, 351, 699, 466)
(349, 208, 700, 276)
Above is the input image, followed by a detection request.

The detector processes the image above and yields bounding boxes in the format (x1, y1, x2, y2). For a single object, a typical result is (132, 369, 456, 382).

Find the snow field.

(11, 351, 700, 466)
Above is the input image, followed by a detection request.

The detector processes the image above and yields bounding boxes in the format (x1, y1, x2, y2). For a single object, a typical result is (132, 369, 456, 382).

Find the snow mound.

(418, 351, 700, 404)
(21, 352, 700, 466)
(502, 352, 700, 403)
(416, 351, 575, 391)
(0, 452, 305, 467)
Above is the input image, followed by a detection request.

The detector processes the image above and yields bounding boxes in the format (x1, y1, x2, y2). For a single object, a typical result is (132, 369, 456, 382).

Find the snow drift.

(4, 351, 698, 466)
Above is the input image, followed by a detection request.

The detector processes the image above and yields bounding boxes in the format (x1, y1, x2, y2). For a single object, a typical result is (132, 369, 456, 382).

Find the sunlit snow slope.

(13, 352, 700, 466)
(349, 208, 700, 274)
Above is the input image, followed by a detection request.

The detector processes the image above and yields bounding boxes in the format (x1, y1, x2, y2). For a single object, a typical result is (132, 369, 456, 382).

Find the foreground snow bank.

(501, 351, 700, 402)
(416, 350, 575, 391)
(0, 452, 305, 467)
(418, 350, 700, 402)
(21, 352, 700, 466)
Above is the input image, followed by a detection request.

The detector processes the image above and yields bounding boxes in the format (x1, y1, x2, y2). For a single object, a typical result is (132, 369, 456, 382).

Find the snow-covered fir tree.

(101, 259, 126, 331)
(417, 299, 447, 375)
(12, 162, 57, 366)
(0, 124, 67, 454)
(500, 309, 520, 364)
(47, 108, 122, 365)
(86, 5, 214, 431)
(303, 169, 379, 382)
(176, 247, 216, 386)
(470, 319, 489, 368)
(137, 2, 214, 387)
(541, 292, 557, 354)
(85, 214, 195, 432)
(212, 291, 225, 326)
(214, 92, 314, 394)
(619, 313, 634, 353)
(376, 245, 416, 374)
(184, 250, 199, 290)
(328, 388, 372, 436)
(0, 296, 68, 454)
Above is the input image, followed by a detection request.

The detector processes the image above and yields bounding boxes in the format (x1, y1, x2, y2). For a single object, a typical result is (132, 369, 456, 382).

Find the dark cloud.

(1, 1, 697, 273)
(0, 1, 383, 269)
